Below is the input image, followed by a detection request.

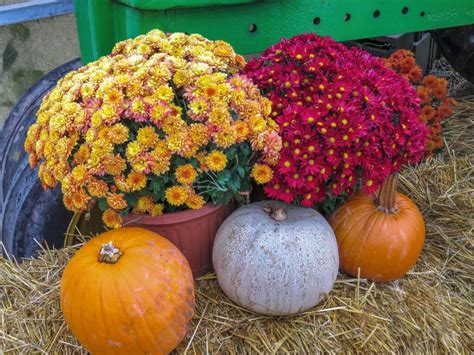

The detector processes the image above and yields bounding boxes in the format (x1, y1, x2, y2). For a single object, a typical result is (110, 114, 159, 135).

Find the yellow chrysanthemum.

(172, 70, 189, 87)
(74, 145, 91, 165)
(114, 176, 130, 193)
(165, 185, 189, 206)
(162, 116, 187, 135)
(103, 155, 126, 175)
(186, 193, 205, 209)
(150, 203, 164, 216)
(91, 139, 114, 158)
(175, 164, 198, 185)
(133, 196, 154, 214)
(71, 189, 91, 211)
(206, 150, 227, 172)
(235, 120, 249, 142)
(151, 157, 171, 176)
(71, 164, 89, 184)
(87, 178, 108, 197)
(189, 123, 209, 146)
(106, 192, 128, 210)
(126, 141, 141, 160)
(126, 171, 147, 191)
(102, 87, 124, 106)
(131, 98, 146, 114)
(249, 115, 268, 134)
(136, 126, 158, 149)
(213, 124, 237, 148)
(167, 133, 187, 153)
(103, 209, 123, 229)
(251, 163, 273, 184)
(155, 85, 174, 102)
(109, 123, 129, 144)
(188, 99, 208, 121)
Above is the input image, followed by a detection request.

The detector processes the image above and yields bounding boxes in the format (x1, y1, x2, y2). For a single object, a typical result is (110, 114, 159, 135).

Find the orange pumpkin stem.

(98, 241, 123, 263)
(377, 174, 399, 214)
(263, 203, 287, 221)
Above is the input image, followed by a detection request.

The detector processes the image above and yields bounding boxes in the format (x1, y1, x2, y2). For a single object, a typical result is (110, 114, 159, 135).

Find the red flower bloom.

(245, 34, 428, 210)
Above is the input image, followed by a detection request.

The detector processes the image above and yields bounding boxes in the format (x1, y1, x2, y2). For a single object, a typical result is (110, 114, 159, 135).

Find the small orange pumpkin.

(329, 174, 425, 282)
(60, 227, 195, 354)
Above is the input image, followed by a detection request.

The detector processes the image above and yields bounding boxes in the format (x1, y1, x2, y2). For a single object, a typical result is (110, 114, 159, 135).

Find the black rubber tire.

(0, 58, 81, 258)
(432, 25, 474, 84)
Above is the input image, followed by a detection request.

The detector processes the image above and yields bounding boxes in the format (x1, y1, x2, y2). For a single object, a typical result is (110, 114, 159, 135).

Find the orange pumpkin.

(329, 174, 425, 282)
(60, 227, 195, 354)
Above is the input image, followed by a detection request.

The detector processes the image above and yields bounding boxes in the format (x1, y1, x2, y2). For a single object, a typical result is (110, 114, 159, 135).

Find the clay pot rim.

(123, 203, 227, 226)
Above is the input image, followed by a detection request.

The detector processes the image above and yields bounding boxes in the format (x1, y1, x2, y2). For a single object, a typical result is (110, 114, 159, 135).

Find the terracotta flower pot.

(123, 202, 235, 277)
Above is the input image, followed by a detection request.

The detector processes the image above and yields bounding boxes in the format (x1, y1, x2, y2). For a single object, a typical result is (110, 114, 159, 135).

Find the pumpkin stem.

(98, 241, 123, 264)
(377, 174, 399, 214)
(263, 203, 287, 221)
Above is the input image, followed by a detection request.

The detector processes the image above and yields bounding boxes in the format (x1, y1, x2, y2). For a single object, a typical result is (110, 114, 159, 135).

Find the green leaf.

(98, 198, 109, 211)
(237, 166, 246, 178)
(125, 192, 138, 207)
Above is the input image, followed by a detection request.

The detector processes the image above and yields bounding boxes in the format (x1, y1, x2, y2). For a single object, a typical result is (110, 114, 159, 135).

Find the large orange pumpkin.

(329, 174, 425, 282)
(60, 227, 195, 354)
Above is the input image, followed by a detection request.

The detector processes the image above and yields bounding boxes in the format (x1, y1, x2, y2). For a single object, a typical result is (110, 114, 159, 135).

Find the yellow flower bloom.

(165, 185, 189, 206)
(188, 99, 209, 120)
(175, 164, 198, 185)
(87, 178, 108, 197)
(109, 123, 130, 144)
(91, 139, 114, 158)
(105, 192, 127, 210)
(151, 156, 170, 176)
(71, 189, 91, 211)
(213, 124, 237, 148)
(150, 203, 164, 216)
(249, 115, 268, 134)
(114, 176, 130, 193)
(49, 114, 67, 135)
(126, 141, 141, 160)
(172, 70, 189, 87)
(189, 123, 209, 146)
(71, 164, 89, 184)
(126, 171, 147, 191)
(167, 133, 187, 153)
(186, 193, 205, 209)
(251, 163, 273, 184)
(131, 98, 146, 114)
(133, 196, 154, 214)
(235, 120, 249, 142)
(103, 209, 123, 229)
(74, 145, 91, 165)
(103, 155, 126, 175)
(136, 126, 158, 149)
(103, 87, 124, 107)
(206, 150, 227, 172)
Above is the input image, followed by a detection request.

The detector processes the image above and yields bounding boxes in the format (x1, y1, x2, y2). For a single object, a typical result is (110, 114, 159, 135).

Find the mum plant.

(24, 30, 281, 228)
(384, 49, 457, 157)
(244, 34, 428, 212)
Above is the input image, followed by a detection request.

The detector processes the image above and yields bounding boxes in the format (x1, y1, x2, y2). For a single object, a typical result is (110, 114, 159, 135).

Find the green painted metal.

(117, 0, 258, 11)
(73, 0, 474, 64)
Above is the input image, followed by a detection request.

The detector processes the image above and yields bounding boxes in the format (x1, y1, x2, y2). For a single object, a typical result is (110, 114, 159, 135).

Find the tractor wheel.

(432, 24, 474, 84)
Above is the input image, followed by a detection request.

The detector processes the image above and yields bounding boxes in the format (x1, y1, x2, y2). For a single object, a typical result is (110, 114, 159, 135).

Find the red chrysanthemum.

(244, 34, 428, 209)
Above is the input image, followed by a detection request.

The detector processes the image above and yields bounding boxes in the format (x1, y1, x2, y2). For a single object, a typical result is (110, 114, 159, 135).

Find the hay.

(1, 98, 473, 354)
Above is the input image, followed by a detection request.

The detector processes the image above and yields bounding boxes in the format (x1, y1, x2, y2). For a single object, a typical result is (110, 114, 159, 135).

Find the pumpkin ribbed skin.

(60, 227, 195, 355)
(329, 192, 425, 282)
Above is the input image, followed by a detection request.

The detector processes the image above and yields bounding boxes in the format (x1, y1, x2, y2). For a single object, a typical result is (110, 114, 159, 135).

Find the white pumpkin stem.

(98, 241, 123, 264)
(263, 203, 287, 221)
(377, 174, 399, 214)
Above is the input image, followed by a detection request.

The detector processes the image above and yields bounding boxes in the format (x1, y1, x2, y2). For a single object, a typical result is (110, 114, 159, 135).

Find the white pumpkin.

(212, 201, 339, 316)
